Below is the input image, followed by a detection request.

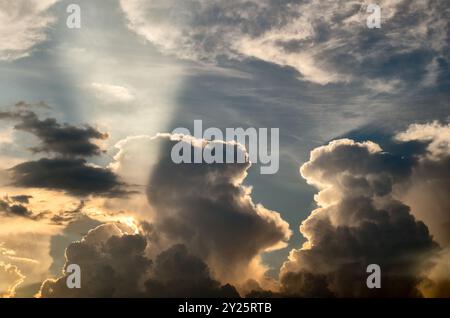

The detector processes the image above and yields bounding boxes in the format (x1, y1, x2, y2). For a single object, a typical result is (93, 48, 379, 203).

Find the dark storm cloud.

(40, 223, 239, 298)
(279, 139, 438, 297)
(0, 109, 108, 157)
(9, 158, 129, 197)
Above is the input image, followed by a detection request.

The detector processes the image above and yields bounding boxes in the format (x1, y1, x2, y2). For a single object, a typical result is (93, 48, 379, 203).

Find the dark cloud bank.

(0, 105, 129, 197)
(10, 158, 127, 197)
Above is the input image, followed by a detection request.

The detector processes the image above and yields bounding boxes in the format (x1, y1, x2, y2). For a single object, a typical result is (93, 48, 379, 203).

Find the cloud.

(0, 108, 108, 157)
(0, 195, 45, 220)
(38, 132, 289, 297)
(109, 135, 159, 186)
(394, 120, 450, 247)
(119, 0, 449, 87)
(91, 83, 136, 103)
(106, 133, 292, 287)
(393, 121, 450, 297)
(418, 248, 450, 298)
(0, 262, 25, 298)
(49, 200, 85, 225)
(146, 134, 291, 285)
(29, 122, 450, 298)
(0, 199, 33, 218)
(39, 223, 150, 298)
(145, 244, 239, 297)
(48, 214, 102, 275)
(39, 222, 239, 297)
(0, 104, 131, 197)
(396, 120, 450, 161)
(0, 219, 58, 297)
(10, 195, 33, 204)
(8, 158, 129, 197)
(280, 139, 438, 297)
(0, 128, 13, 144)
(0, 0, 59, 61)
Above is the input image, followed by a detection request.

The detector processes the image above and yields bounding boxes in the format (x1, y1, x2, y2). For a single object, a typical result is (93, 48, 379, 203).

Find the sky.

(0, 0, 449, 298)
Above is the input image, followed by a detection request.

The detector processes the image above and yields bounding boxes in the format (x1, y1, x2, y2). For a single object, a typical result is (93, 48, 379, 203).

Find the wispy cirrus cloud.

(119, 0, 449, 87)
(0, 0, 59, 61)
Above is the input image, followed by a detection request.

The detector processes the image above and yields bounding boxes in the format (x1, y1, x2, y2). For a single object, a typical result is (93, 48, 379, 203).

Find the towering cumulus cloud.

(147, 134, 291, 285)
(0, 0, 59, 61)
(280, 139, 438, 297)
(120, 0, 449, 86)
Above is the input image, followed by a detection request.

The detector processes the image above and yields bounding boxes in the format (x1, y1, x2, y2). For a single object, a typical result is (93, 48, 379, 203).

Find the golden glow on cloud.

(0, 262, 25, 298)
